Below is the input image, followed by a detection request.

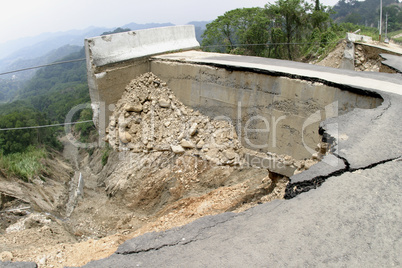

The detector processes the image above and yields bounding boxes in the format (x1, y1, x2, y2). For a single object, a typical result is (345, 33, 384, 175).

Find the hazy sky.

(0, 0, 339, 44)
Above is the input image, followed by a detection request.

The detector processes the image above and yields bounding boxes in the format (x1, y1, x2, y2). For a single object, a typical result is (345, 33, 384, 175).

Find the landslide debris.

(106, 72, 243, 166)
(2, 72, 331, 267)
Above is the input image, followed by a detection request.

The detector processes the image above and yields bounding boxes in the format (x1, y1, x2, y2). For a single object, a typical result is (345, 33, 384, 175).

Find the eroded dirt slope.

(1, 73, 292, 267)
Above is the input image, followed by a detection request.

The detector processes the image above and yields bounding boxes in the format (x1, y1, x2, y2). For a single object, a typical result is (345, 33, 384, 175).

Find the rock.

(0, 251, 13, 261)
(205, 148, 220, 163)
(284, 155, 292, 162)
(189, 123, 198, 136)
(223, 149, 237, 160)
(181, 107, 188, 115)
(164, 121, 171, 127)
(181, 140, 195, 149)
(304, 159, 316, 170)
(177, 133, 184, 141)
(38, 256, 47, 265)
(159, 99, 170, 108)
(125, 104, 143, 113)
(196, 140, 205, 149)
(154, 144, 171, 151)
(171, 145, 185, 154)
(120, 132, 132, 144)
(283, 161, 293, 166)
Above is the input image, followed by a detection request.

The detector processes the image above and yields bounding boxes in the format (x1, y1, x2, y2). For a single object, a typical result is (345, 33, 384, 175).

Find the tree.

(202, 8, 271, 56)
(266, 0, 311, 60)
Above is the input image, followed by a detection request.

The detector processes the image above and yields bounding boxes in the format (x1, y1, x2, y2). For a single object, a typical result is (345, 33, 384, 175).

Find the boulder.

(181, 140, 195, 149)
(159, 99, 170, 108)
(171, 145, 185, 154)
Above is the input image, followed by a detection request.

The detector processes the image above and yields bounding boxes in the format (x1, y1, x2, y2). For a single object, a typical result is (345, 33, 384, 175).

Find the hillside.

(332, 0, 402, 32)
(0, 44, 82, 82)
(0, 27, 109, 60)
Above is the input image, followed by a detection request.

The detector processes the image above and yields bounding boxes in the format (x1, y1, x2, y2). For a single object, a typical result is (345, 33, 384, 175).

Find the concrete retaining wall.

(85, 25, 200, 130)
(150, 59, 382, 159)
(347, 33, 372, 43)
(85, 28, 383, 160)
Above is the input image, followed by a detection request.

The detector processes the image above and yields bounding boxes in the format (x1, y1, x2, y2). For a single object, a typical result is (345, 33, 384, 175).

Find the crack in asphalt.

(372, 101, 391, 122)
(117, 214, 237, 255)
(118, 238, 197, 255)
(284, 154, 400, 199)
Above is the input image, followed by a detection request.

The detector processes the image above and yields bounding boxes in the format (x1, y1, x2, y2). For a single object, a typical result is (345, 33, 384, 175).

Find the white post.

(385, 13, 388, 38)
(379, 0, 382, 41)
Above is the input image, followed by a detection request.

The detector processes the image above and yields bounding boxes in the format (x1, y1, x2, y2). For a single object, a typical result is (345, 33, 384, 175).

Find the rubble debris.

(106, 72, 243, 166)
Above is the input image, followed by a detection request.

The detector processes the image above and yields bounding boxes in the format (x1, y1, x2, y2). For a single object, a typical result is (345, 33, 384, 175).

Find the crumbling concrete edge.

(151, 54, 402, 199)
(285, 92, 402, 198)
(152, 57, 384, 99)
(85, 25, 200, 129)
(380, 53, 402, 74)
(85, 25, 200, 68)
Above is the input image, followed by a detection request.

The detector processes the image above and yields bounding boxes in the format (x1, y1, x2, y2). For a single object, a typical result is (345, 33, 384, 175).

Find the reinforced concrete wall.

(85, 27, 383, 160)
(150, 57, 382, 159)
(85, 25, 200, 131)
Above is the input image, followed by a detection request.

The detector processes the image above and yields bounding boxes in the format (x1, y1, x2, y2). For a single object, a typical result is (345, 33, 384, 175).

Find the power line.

(0, 120, 93, 131)
(200, 41, 340, 49)
(0, 58, 86, 76)
(0, 41, 340, 76)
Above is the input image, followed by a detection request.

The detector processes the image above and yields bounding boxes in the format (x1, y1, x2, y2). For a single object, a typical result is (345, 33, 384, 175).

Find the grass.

(101, 144, 111, 167)
(388, 29, 402, 37)
(0, 147, 47, 181)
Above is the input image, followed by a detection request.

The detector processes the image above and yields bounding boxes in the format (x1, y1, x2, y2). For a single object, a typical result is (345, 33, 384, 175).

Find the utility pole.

(379, 0, 382, 41)
(384, 12, 389, 43)
(386, 12, 388, 39)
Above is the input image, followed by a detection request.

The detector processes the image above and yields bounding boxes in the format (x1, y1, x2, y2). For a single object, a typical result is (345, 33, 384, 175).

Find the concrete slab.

(85, 25, 200, 67)
(380, 53, 402, 73)
(0, 262, 37, 268)
(153, 51, 402, 172)
(82, 159, 402, 267)
(153, 51, 402, 96)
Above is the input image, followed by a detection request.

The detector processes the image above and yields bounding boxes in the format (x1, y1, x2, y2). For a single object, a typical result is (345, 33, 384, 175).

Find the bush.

(101, 145, 111, 167)
(0, 146, 47, 181)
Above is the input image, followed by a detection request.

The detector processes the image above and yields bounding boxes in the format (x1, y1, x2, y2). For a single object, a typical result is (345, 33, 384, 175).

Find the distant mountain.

(186, 21, 210, 28)
(186, 21, 211, 43)
(0, 45, 83, 101)
(0, 27, 111, 60)
(0, 21, 211, 82)
(0, 45, 82, 81)
(122, 22, 175, 30)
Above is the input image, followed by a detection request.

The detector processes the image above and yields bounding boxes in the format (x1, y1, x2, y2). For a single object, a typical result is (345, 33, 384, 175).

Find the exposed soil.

(0, 73, 297, 267)
(314, 38, 402, 72)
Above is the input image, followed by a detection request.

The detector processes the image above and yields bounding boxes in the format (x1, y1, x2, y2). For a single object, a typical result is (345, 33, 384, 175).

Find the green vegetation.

(0, 146, 47, 181)
(202, 0, 344, 61)
(0, 47, 92, 158)
(0, 106, 62, 154)
(101, 27, 131, 35)
(332, 0, 401, 32)
(0, 79, 24, 103)
(0, 46, 95, 181)
(75, 108, 96, 143)
(389, 29, 402, 42)
(101, 144, 111, 167)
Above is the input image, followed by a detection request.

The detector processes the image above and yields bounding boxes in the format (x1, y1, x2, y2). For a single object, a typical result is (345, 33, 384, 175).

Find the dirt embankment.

(315, 38, 401, 72)
(1, 73, 297, 267)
